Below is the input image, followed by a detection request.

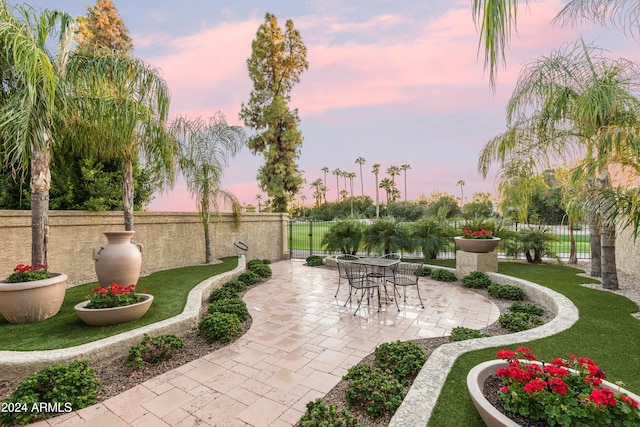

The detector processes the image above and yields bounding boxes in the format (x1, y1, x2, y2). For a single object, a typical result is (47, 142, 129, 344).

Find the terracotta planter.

(74, 294, 153, 326)
(0, 273, 67, 324)
(93, 231, 143, 287)
(467, 360, 640, 427)
(454, 236, 501, 253)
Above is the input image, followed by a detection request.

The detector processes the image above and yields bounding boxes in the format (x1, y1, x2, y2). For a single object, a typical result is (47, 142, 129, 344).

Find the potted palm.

(0, 263, 67, 323)
(74, 283, 153, 326)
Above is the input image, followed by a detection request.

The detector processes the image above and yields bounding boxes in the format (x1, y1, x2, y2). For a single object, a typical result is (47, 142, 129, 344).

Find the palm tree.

(472, 0, 640, 88)
(457, 180, 465, 207)
(372, 163, 381, 218)
(321, 166, 329, 203)
(332, 168, 341, 201)
(411, 218, 452, 260)
(255, 194, 262, 212)
(478, 40, 640, 289)
(172, 112, 245, 264)
(387, 165, 400, 186)
(355, 157, 366, 196)
(309, 178, 325, 207)
(401, 164, 411, 202)
(379, 178, 394, 204)
(66, 53, 177, 231)
(0, 5, 75, 265)
(347, 171, 356, 215)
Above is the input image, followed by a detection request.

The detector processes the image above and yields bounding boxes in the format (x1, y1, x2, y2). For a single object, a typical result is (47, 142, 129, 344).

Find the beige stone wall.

(616, 225, 640, 280)
(0, 211, 288, 283)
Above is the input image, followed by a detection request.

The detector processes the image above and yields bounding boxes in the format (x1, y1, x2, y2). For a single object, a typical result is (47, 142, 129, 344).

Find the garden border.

(388, 266, 579, 426)
(0, 258, 246, 380)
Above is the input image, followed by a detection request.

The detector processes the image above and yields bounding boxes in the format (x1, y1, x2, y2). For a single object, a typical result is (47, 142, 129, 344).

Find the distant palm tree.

(401, 164, 411, 201)
(310, 178, 325, 207)
(255, 194, 262, 212)
(372, 163, 381, 217)
(332, 168, 341, 201)
(387, 166, 401, 195)
(457, 180, 465, 207)
(355, 157, 366, 196)
(347, 171, 356, 215)
(321, 166, 329, 202)
(379, 178, 393, 204)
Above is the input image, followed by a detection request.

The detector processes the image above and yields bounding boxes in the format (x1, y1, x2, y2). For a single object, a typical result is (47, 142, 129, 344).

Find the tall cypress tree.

(239, 13, 308, 213)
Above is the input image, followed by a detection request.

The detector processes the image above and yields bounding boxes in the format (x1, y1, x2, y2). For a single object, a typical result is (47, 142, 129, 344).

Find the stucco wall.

(0, 211, 288, 283)
(616, 225, 640, 280)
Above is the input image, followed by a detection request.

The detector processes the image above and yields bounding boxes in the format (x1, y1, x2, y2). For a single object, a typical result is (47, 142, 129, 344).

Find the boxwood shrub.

(305, 255, 324, 267)
(198, 312, 243, 343)
(249, 263, 272, 278)
(487, 283, 526, 301)
(298, 399, 361, 427)
(461, 271, 492, 289)
(430, 268, 457, 282)
(343, 364, 405, 419)
(450, 326, 490, 341)
(237, 271, 261, 285)
(208, 286, 239, 303)
(374, 341, 427, 385)
(125, 334, 185, 370)
(208, 298, 249, 322)
(222, 279, 247, 293)
(0, 360, 100, 426)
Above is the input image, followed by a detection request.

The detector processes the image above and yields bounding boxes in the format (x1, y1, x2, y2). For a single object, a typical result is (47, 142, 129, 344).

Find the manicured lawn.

(0, 257, 238, 351)
(424, 260, 640, 427)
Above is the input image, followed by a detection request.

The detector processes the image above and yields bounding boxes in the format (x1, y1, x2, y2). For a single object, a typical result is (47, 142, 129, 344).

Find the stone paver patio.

(35, 260, 500, 427)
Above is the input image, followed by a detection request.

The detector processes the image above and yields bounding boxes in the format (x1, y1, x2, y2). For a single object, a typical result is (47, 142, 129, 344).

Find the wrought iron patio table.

(350, 257, 400, 304)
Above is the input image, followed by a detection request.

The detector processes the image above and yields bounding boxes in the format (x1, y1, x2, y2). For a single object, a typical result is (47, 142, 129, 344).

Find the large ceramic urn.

(93, 231, 143, 287)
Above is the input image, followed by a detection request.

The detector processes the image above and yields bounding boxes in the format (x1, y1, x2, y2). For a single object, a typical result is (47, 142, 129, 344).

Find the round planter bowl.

(467, 359, 640, 427)
(74, 294, 153, 327)
(0, 273, 68, 324)
(454, 236, 501, 253)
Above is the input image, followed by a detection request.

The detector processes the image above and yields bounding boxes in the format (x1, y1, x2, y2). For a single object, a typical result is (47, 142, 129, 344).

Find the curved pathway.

(39, 260, 500, 426)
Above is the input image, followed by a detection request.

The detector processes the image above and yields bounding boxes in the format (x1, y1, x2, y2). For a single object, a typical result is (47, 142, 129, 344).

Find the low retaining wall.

(0, 211, 288, 284)
(389, 267, 579, 427)
(0, 258, 245, 381)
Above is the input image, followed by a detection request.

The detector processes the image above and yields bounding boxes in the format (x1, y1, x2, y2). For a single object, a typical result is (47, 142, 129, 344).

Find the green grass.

(0, 257, 238, 351)
(425, 261, 640, 427)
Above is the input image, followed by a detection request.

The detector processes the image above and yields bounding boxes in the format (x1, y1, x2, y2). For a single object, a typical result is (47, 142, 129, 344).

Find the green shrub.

(374, 341, 427, 385)
(306, 255, 324, 267)
(222, 279, 247, 293)
(498, 312, 544, 332)
(124, 334, 185, 370)
(260, 259, 271, 264)
(246, 259, 266, 269)
(208, 298, 249, 322)
(430, 268, 457, 282)
(487, 283, 526, 301)
(208, 286, 239, 303)
(509, 302, 544, 316)
(198, 312, 243, 343)
(237, 271, 261, 285)
(416, 266, 432, 277)
(450, 326, 490, 341)
(461, 271, 492, 289)
(0, 360, 100, 426)
(249, 263, 272, 278)
(298, 398, 362, 427)
(343, 364, 405, 419)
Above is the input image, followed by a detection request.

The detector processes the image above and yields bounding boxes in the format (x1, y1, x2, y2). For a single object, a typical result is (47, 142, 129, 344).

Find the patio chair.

(385, 262, 425, 311)
(335, 254, 362, 298)
(343, 263, 380, 315)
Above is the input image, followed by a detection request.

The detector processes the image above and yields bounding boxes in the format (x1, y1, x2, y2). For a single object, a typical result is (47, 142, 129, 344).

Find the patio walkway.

(38, 260, 500, 427)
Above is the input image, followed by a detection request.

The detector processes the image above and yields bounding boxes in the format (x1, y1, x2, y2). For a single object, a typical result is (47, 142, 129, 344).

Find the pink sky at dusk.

(24, 1, 640, 212)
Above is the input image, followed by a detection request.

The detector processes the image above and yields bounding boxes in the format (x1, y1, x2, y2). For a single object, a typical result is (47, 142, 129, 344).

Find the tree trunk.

(203, 218, 212, 264)
(123, 153, 134, 231)
(589, 222, 601, 278)
(568, 221, 577, 265)
(601, 224, 619, 290)
(30, 143, 51, 266)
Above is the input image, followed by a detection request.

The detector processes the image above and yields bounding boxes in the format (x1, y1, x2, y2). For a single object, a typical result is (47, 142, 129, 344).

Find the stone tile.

(141, 387, 194, 418)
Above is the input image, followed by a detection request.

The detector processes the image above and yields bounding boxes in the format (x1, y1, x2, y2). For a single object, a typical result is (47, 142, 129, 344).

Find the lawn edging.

(0, 257, 245, 381)
(389, 267, 579, 427)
